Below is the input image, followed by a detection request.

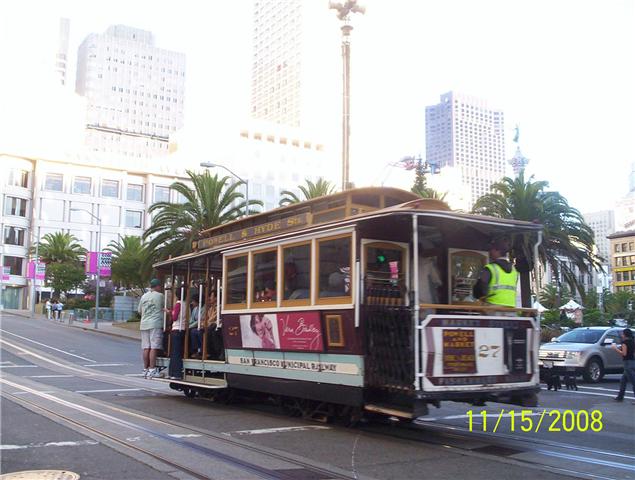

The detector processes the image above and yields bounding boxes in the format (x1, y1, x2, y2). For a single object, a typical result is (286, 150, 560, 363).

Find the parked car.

(538, 327, 624, 383)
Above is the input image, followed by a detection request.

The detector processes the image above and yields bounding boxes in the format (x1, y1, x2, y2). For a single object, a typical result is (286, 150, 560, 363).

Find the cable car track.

(1, 379, 357, 480)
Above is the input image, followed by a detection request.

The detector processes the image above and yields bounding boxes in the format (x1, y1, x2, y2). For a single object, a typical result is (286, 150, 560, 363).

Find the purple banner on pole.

(27, 261, 46, 280)
(85, 252, 112, 276)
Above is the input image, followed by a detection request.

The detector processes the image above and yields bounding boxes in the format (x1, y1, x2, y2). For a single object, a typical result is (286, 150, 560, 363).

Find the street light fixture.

(330, 0, 365, 191)
(70, 208, 101, 329)
(200, 162, 250, 217)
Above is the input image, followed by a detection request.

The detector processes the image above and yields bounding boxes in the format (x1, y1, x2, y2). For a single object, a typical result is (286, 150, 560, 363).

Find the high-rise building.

(425, 92, 506, 209)
(583, 209, 615, 293)
(55, 18, 70, 86)
(250, 0, 338, 135)
(75, 25, 186, 159)
(583, 210, 616, 264)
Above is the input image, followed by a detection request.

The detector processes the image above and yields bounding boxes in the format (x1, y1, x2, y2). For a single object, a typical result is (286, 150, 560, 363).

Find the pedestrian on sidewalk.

(613, 328, 635, 403)
(139, 279, 165, 379)
(45, 299, 52, 320)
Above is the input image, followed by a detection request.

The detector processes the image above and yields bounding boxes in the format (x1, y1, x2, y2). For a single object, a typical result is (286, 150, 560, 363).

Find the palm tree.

(31, 232, 86, 298)
(472, 172, 602, 306)
(279, 178, 336, 207)
(144, 170, 262, 260)
(538, 283, 571, 310)
(106, 236, 152, 291)
(33, 232, 86, 264)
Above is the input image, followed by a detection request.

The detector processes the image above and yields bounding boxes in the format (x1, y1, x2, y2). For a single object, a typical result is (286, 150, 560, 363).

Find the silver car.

(538, 327, 624, 383)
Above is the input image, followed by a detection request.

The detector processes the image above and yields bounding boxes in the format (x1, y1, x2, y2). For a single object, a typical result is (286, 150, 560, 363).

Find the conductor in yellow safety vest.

(473, 237, 518, 307)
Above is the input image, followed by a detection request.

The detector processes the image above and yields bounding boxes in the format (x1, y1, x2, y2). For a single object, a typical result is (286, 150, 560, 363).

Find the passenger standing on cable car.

(188, 294, 204, 358)
(139, 279, 164, 379)
(165, 290, 186, 379)
(473, 237, 518, 309)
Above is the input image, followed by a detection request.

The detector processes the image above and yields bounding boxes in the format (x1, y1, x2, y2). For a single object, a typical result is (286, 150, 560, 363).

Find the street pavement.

(1, 311, 634, 480)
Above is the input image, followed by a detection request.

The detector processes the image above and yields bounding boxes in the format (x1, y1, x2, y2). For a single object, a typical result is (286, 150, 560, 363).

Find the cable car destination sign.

(195, 213, 310, 251)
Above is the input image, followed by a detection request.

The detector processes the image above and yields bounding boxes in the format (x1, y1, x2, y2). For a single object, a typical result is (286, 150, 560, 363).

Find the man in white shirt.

(138, 279, 165, 378)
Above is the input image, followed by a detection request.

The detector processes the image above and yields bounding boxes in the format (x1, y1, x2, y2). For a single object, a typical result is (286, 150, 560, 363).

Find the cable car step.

(149, 377, 227, 389)
(364, 404, 414, 419)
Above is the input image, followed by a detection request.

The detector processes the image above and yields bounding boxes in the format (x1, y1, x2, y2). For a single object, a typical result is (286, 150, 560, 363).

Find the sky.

(1, 0, 634, 214)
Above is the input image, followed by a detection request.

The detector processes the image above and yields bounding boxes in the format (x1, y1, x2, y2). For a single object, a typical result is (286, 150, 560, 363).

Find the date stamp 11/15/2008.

(467, 409, 604, 433)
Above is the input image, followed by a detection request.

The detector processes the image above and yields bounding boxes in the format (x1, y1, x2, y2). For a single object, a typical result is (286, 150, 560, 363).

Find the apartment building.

(0, 154, 189, 309)
(607, 230, 635, 293)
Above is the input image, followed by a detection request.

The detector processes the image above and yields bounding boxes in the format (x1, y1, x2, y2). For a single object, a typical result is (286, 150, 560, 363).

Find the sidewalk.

(2, 309, 141, 341)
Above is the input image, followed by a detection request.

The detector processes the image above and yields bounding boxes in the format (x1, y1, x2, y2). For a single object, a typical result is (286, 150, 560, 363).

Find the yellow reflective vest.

(485, 262, 518, 307)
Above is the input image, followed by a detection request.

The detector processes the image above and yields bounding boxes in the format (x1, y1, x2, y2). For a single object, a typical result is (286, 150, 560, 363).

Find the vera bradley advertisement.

(238, 312, 323, 352)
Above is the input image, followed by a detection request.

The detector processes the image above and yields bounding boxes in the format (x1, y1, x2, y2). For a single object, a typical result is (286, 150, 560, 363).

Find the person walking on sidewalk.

(139, 279, 165, 378)
(613, 328, 635, 403)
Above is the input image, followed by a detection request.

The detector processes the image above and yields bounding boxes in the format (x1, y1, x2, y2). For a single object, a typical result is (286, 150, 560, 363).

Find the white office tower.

(615, 163, 635, 231)
(76, 25, 186, 159)
(425, 92, 505, 209)
(583, 210, 615, 292)
(55, 18, 70, 86)
(250, 0, 338, 136)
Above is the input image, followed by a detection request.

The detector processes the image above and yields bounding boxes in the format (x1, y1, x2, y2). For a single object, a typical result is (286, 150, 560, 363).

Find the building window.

(44, 173, 63, 191)
(101, 179, 119, 198)
(4, 197, 27, 217)
(3, 256, 24, 276)
(615, 244, 621, 253)
(153, 185, 170, 203)
(73, 177, 92, 195)
(127, 184, 144, 202)
(4, 226, 26, 246)
(8, 169, 28, 188)
(125, 210, 143, 228)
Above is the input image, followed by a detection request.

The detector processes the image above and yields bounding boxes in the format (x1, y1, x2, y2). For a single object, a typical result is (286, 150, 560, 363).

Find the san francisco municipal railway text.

(467, 409, 603, 433)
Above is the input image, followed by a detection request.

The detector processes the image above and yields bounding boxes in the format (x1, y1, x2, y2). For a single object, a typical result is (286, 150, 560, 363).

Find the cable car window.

(317, 235, 351, 301)
(364, 242, 405, 305)
(225, 255, 248, 307)
(253, 249, 277, 305)
(282, 243, 311, 303)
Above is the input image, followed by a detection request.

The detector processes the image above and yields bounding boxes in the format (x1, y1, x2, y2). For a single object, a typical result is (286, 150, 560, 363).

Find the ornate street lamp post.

(330, 0, 365, 191)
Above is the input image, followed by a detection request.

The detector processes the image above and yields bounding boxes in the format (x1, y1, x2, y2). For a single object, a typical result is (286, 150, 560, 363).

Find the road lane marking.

(74, 388, 142, 394)
(553, 389, 634, 400)
(0, 365, 38, 368)
(83, 363, 129, 367)
(0, 338, 96, 375)
(168, 434, 202, 438)
(577, 385, 620, 393)
(12, 391, 56, 395)
(0, 440, 99, 450)
(26, 375, 74, 378)
(0, 329, 95, 362)
(224, 426, 332, 436)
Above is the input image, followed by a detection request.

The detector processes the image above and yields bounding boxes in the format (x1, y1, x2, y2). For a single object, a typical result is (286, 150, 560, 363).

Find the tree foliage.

(144, 170, 262, 260)
(411, 158, 446, 201)
(106, 235, 152, 291)
(279, 178, 336, 207)
(472, 172, 602, 302)
(538, 283, 571, 310)
(33, 232, 86, 264)
(46, 263, 86, 297)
